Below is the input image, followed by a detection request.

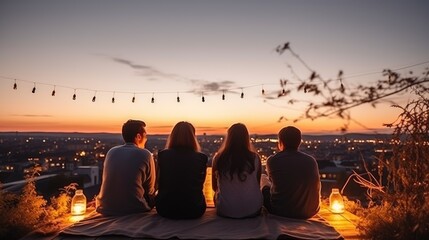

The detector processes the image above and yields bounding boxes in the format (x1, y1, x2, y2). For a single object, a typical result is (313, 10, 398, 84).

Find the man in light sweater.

(96, 119, 156, 216)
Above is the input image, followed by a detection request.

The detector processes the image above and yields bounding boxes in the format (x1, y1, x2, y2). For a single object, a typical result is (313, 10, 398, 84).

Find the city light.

(0, 132, 392, 211)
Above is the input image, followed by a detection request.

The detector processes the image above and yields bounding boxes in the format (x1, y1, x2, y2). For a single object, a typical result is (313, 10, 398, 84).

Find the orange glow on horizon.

(0, 117, 394, 135)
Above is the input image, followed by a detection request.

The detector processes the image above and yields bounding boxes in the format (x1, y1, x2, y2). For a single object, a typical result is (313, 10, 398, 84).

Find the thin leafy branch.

(271, 41, 429, 132)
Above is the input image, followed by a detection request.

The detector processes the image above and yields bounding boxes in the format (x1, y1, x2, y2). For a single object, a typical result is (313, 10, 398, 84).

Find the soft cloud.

(190, 80, 236, 94)
(196, 126, 228, 133)
(112, 57, 179, 80)
(11, 114, 53, 118)
(110, 57, 238, 94)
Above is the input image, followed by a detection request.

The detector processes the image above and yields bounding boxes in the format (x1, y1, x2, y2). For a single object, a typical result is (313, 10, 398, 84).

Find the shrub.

(357, 91, 429, 239)
(0, 168, 75, 240)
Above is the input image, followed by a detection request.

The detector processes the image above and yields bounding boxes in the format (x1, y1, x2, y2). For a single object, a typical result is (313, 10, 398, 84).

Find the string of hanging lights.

(2, 41, 427, 104)
(2, 74, 285, 104)
(1, 43, 351, 104)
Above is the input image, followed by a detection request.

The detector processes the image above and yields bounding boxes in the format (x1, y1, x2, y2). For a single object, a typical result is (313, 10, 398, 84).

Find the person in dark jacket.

(155, 121, 208, 219)
(262, 126, 321, 219)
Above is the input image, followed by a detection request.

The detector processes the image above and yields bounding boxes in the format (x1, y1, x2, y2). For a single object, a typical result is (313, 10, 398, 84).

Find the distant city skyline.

(1, 0, 428, 134)
(0, 130, 388, 200)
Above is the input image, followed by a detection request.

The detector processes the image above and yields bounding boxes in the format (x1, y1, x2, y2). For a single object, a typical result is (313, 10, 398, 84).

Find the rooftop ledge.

(22, 168, 361, 239)
(318, 204, 360, 239)
(22, 204, 360, 240)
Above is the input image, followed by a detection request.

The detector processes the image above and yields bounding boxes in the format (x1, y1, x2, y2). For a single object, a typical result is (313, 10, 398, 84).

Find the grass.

(0, 167, 76, 240)
(353, 92, 429, 239)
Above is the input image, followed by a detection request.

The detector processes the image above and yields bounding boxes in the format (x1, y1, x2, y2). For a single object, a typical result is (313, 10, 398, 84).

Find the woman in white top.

(212, 123, 263, 218)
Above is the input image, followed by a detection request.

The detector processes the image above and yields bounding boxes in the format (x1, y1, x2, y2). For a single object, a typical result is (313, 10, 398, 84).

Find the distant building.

(72, 166, 100, 188)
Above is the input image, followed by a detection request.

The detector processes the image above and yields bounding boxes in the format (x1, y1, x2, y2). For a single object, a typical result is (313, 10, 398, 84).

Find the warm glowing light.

(71, 203, 86, 215)
(331, 200, 344, 213)
(71, 189, 87, 216)
(329, 188, 345, 214)
(69, 215, 85, 222)
(203, 167, 215, 207)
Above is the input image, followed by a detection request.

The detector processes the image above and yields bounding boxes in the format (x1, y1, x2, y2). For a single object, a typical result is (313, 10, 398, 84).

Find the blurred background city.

(0, 132, 392, 205)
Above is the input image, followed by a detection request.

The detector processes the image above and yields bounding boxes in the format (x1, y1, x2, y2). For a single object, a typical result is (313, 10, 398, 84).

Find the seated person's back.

(155, 121, 208, 219)
(212, 123, 263, 218)
(96, 120, 156, 216)
(264, 126, 320, 219)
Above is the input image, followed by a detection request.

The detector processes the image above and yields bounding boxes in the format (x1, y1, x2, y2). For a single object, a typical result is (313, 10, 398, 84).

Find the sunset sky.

(1, 0, 428, 135)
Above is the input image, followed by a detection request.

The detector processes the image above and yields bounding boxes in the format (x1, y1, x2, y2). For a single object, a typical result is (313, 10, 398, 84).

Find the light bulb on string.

(177, 92, 180, 103)
(240, 88, 244, 98)
(13, 79, 17, 90)
(111, 92, 115, 103)
(132, 93, 135, 103)
(337, 70, 345, 92)
(72, 89, 76, 100)
(92, 91, 97, 102)
(151, 93, 155, 103)
(222, 91, 225, 100)
(202, 92, 205, 102)
(32, 82, 36, 93)
(282, 80, 287, 95)
(51, 86, 56, 96)
(261, 85, 265, 95)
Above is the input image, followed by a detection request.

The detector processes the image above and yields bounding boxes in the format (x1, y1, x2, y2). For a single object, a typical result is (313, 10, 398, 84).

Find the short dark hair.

(122, 120, 146, 143)
(278, 126, 301, 150)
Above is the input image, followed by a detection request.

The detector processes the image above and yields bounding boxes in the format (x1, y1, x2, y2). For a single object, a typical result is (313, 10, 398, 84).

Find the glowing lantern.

(329, 188, 344, 214)
(71, 189, 87, 215)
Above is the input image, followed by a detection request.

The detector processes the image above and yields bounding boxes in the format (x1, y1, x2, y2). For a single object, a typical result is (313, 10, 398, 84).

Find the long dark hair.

(165, 121, 201, 152)
(214, 123, 257, 181)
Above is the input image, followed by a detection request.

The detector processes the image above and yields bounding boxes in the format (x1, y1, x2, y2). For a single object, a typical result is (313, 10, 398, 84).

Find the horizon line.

(0, 130, 393, 136)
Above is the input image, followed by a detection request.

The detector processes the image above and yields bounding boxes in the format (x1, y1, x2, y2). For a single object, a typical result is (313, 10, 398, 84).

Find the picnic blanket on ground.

(61, 208, 342, 239)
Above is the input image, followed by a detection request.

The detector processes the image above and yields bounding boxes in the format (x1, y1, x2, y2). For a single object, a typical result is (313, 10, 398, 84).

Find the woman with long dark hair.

(212, 123, 262, 218)
(155, 121, 208, 219)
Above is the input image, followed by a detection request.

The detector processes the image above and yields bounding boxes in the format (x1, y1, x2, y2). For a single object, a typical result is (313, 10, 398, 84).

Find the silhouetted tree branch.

(270, 41, 429, 132)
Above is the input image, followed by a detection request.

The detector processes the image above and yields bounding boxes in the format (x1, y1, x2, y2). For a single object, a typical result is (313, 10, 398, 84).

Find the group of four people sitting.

(95, 119, 321, 220)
